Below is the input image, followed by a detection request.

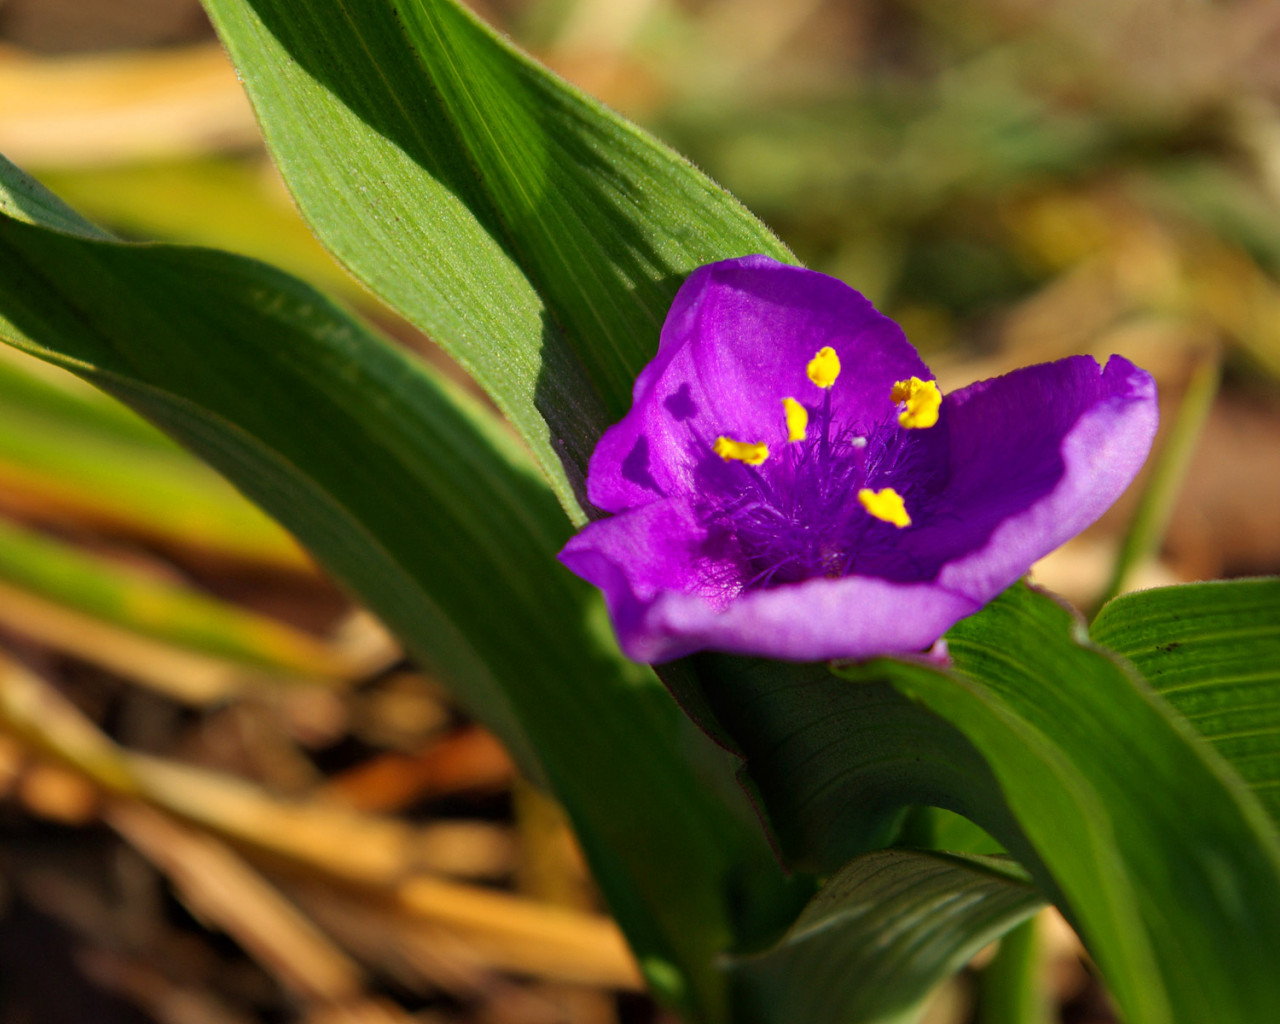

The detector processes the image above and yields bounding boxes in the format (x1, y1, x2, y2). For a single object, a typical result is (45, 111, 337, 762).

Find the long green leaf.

(0, 158, 798, 1021)
(34, 159, 361, 303)
(0, 345, 178, 452)
(976, 918, 1053, 1024)
(675, 654, 1015, 876)
(198, 0, 793, 514)
(689, 585, 1280, 1024)
(729, 850, 1042, 1024)
(872, 586, 1280, 1024)
(1092, 578, 1280, 826)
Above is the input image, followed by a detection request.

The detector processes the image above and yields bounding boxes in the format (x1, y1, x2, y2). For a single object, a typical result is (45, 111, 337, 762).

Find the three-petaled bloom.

(559, 256, 1158, 663)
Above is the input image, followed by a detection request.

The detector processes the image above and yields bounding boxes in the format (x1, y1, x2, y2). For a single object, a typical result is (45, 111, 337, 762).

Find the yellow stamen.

(714, 436, 769, 466)
(890, 377, 941, 429)
(807, 346, 841, 389)
(858, 487, 911, 528)
(782, 397, 808, 442)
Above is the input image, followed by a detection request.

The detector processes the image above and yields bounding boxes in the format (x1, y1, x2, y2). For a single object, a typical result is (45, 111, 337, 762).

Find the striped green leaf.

(1092, 578, 1280, 825)
(199, 0, 793, 515)
(730, 850, 1041, 1024)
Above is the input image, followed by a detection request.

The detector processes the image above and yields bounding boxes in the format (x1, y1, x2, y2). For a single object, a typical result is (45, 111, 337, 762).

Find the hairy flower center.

(703, 351, 941, 590)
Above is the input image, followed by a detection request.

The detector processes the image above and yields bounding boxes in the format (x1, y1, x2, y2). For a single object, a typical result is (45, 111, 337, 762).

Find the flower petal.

(587, 255, 930, 514)
(641, 576, 981, 663)
(909, 355, 1158, 600)
(558, 498, 731, 651)
(559, 496, 981, 663)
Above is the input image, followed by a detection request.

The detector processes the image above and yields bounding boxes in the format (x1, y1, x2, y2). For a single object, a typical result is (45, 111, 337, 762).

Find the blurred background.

(1, 1, 1278, 1022)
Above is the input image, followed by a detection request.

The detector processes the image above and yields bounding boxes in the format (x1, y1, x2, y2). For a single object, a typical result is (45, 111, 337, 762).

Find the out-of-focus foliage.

(11, 0, 1280, 585)
(633, 2, 1280, 352)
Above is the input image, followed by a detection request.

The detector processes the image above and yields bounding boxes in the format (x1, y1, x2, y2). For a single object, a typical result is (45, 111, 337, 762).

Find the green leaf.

(34, 159, 362, 305)
(0, 345, 178, 452)
(1091, 578, 1280, 826)
(729, 849, 1042, 1024)
(198, 0, 793, 514)
(677, 654, 1014, 875)
(691, 585, 1280, 1024)
(0, 157, 798, 1022)
(975, 918, 1052, 1024)
(876, 585, 1280, 1024)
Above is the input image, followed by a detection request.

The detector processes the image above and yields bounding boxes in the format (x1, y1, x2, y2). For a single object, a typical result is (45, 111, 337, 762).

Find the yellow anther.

(890, 377, 941, 429)
(714, 436, 769, 466)
(782, 397, 808, 442)
(807, 346, 841, 389)
(858, 487, 911, 528)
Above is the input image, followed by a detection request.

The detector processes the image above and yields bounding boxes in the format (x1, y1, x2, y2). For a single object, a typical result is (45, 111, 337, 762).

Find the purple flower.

(559, 256, 1158, 663)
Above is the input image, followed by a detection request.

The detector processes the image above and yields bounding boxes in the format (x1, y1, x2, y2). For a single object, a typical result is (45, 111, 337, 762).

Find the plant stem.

(978, 915, 1052, 1024)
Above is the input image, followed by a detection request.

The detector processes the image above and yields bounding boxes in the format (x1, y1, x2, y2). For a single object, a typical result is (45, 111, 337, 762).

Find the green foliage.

(691, 585, 1280, 1024)
(0, 348, 298, 565)
(873, 586, 1280, 1024)
(729, 850, 1041, 1024)
(0, 155, 797, 1023)
(200, 0, 792, 516)
(35, 159, 360, 302)
(672, 654, 1010, 876)
(1092, 578, 1280, 825)
(976, 918, 1053, 1024)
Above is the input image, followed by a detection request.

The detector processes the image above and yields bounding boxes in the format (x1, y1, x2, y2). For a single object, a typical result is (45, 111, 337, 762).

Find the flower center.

(701, 350, 941, 590)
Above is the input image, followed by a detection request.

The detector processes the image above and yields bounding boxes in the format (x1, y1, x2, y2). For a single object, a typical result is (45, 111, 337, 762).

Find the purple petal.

(559, 496, 981, 663)
(917, 355, 1157, 601)
(639, 577, 982, 663)
(587, 255, 930, 514)
(558, 499, 729, 657)
(559, 498, 724, 599)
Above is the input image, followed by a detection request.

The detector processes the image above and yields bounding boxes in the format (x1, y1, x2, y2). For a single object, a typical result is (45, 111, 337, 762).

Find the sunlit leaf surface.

(200, 0, 793, 514)
(1092, 578, 1280, 826)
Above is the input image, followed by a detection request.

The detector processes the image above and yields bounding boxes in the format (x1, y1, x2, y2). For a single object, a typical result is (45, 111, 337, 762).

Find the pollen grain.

(714, 436, 769, 465)
(782, 397, 808, 442)
(807, 346, 841, 389)
(891, 377, 941, 429)
(858, 487, 911, 528)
